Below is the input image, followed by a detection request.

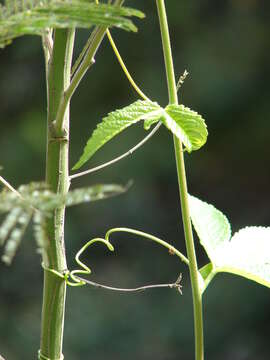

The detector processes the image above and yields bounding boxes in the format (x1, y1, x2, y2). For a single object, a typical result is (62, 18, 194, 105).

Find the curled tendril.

(44, 227, 188, 294)
(43, 238, 114, 287)
(69, 238, 114, 286)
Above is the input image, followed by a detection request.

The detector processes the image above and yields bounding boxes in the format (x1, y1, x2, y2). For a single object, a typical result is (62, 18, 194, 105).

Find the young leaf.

(0, 0, 144, 47)
(189, 195, 270, 289)
(73, 100, 163, 169)
(163, 105, 208, 152)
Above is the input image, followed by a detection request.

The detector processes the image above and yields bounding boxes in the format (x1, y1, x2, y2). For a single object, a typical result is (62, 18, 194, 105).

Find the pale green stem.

(39, 28, 75, 360)
(156, 1, 204, 359)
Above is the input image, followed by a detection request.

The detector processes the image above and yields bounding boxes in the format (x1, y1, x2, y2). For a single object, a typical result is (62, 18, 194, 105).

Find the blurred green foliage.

(0, 0, 270, 359)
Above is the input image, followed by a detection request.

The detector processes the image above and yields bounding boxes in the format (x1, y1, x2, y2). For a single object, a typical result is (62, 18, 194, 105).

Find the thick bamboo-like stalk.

(39, 28, 75, 360)
(39, 3, 122, 355)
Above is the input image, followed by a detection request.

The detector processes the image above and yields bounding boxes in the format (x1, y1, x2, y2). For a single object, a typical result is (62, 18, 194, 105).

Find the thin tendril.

(76, 274, 183, 294)
(44, 227, 188, 291)
(70, 122, 161, 180)
(96, 0, 149, 101)
(106, 28, 149, 101)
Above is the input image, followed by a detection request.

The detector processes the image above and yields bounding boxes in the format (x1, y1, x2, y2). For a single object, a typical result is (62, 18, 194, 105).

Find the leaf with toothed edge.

(73, 100, 164, 170)
(73, 101, 208, 170)
(164, 105, 208, 152)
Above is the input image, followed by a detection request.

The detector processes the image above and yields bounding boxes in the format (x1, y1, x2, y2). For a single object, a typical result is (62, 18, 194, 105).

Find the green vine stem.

(39, 28, 75, 360)
(155, 1, 204, 359)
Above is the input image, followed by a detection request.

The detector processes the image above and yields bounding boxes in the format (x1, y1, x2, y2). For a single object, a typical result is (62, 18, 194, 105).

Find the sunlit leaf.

(189, 194, 231, 262)
(145, 104, 208, 152)
(164, 105, 208, 152)
(189, 195, 270, 289)
(73, 100, 163, 169)
(213, 226, 270, 288)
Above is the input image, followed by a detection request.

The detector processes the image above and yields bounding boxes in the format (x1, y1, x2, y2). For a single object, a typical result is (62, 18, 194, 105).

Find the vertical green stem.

(155, 1, 204, 359)
(40, 28, 75, 360)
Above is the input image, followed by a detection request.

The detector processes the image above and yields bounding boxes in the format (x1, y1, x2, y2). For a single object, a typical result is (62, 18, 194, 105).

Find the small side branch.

(75, 273, 183, 294)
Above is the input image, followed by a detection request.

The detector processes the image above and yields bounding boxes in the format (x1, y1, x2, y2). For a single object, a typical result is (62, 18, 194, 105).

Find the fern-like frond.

(0, 0, 144, 47)
(2, 210, 32, 265)
(0, 181, 129, 263)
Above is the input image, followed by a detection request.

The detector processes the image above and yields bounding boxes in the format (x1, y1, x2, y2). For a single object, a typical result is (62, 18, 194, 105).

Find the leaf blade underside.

(0, 1, 144, 47)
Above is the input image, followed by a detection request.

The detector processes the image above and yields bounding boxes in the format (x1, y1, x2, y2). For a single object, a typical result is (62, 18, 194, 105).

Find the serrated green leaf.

(164, 104, 208, 152)
(0, 0, 144, 47)
(73, 100, 163, 170)
(190, 195, 270, 289)
(189, 194, 231, 262)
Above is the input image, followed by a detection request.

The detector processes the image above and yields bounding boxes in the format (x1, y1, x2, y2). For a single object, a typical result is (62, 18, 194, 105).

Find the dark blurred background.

(1, 0, 270, 359)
